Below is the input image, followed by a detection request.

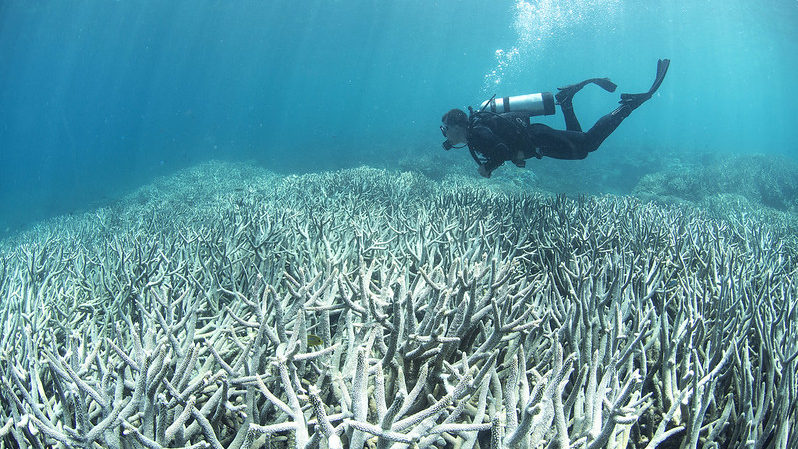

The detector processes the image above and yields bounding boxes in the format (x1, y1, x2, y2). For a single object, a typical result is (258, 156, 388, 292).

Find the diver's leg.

(558, 99, 582, 132)
(582, 110, 628, 152)
(555, 78, 617, 132)
(584, 59, 670, 152)
(583, 99, 647, 151)
(526, 124, 590, 160)
(540, 142, 588, 159)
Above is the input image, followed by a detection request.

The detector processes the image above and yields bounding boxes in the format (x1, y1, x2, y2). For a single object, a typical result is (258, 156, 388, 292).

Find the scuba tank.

(479, 92, 556, 117)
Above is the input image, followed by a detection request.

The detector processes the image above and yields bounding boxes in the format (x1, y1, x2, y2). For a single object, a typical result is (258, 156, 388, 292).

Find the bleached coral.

(0, 162, 796, 449)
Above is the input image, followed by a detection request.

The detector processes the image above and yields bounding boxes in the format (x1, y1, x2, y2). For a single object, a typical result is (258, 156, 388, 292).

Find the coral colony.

(1, 163, 796, 448)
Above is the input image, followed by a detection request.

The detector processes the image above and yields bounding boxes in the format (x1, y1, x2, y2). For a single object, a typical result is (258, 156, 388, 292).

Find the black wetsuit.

(466, 101, 635, 177)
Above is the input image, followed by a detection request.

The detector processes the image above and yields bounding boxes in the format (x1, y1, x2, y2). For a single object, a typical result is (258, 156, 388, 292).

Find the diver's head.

(441, 108, 468, 150)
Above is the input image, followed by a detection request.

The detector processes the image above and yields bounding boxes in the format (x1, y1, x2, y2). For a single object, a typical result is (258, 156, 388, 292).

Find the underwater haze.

(1, 0, 798, 235)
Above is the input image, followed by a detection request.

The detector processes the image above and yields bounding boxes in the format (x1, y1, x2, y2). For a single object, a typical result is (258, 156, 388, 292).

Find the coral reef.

(1, 161, 797, 448)
(633, 153, 798, 212)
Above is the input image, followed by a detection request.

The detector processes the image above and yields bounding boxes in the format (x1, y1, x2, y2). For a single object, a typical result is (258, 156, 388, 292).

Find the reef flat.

(1, 161, 796, 448)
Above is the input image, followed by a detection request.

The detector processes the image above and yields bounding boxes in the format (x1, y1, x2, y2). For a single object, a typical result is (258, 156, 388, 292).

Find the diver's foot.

(556, 77, 617, 105)
(619, 92, 651, 109)
(619, 59, 670, 109)
(555, 84, 581, 106)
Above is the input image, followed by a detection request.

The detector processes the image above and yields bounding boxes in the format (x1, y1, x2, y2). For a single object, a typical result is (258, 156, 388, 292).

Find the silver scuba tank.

(480, 92, 556, 116)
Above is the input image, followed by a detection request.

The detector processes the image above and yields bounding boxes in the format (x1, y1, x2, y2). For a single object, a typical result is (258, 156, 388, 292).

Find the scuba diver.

(441, 59, 670, 178)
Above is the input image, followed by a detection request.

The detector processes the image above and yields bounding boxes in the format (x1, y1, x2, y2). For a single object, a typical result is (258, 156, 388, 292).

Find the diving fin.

(619, 59, 670, 106)
(556, 77, 618, 105)
(592, 77, 618, 93)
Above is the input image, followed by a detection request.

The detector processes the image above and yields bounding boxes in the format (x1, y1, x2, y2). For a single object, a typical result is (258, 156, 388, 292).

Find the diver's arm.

(473, 126, 513, 159)
(484, 139, 517, 176)
(471, 125, 515, 177)
(479, 157, 505, 178)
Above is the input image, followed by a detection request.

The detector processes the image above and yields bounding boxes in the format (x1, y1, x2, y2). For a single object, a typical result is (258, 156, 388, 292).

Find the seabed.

(0, 160, 796, 449)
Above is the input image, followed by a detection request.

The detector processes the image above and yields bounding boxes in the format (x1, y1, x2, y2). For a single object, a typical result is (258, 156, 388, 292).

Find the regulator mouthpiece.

(480, 92, 556, 116)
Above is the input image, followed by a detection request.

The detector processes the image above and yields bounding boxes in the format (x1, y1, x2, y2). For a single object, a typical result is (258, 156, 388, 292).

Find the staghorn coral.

(0, 161, 797, 449)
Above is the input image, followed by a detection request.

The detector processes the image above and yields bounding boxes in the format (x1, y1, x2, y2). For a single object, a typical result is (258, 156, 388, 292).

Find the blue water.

(1, 0, 797, 235)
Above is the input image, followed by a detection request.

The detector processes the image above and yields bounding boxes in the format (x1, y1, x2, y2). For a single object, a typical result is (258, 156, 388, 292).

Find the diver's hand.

(478, 165, 491, 178)
(513, 150, 526, 167)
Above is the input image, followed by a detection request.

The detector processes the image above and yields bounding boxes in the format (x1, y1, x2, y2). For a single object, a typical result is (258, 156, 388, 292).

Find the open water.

(1, 0, 797, 236)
